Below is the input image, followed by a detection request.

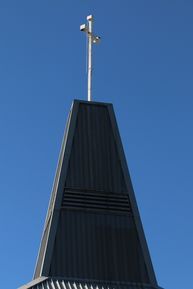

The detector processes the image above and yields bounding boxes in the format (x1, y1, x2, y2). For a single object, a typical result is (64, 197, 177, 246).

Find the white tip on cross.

(80, 15, 101, 102)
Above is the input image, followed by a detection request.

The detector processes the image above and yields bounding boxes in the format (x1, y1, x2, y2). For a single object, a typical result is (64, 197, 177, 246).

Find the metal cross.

(80, 15, 100, 102)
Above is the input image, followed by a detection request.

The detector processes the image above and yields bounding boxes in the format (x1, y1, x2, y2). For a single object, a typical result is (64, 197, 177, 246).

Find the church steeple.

(19, 15, 163, 289)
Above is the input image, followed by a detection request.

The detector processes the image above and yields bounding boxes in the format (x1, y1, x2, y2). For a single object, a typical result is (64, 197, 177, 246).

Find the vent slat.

(61, 204, 131, 213)
(64, 188, 128, 199)
(63, 196, 129, 205)
(62, 201, 131, 211)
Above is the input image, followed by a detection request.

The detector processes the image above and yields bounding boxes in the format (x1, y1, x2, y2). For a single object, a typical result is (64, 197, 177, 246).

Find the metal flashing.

(19, 278, 163, 289)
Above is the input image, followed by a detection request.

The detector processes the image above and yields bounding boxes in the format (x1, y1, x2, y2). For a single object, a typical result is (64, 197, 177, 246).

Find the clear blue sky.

(0, 1, 192, 288)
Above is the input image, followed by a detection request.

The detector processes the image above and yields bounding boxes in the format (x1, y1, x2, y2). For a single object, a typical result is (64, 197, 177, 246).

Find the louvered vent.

(62, 188, 131, 214)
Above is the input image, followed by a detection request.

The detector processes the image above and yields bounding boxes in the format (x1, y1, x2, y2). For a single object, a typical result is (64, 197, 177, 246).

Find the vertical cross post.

(80, 15, 100, 102)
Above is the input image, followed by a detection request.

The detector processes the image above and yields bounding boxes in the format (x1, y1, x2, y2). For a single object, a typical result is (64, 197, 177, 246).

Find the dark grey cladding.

(65, 103, 126, 192)
(49, 210, 148, 282)
(29, 100, 162, 289)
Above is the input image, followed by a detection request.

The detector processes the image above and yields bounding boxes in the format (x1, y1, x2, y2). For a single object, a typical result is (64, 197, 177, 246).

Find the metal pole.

(80, 15, 100, 102)
(87, 16, 92, 102)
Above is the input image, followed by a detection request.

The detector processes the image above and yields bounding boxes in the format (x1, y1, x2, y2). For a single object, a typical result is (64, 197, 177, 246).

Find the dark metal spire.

(19, 100, 163, 289)
(34, 100, 159, 286)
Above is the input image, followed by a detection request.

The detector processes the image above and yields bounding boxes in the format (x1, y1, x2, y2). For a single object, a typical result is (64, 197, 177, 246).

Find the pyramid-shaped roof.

(19, 100, 163, 289)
